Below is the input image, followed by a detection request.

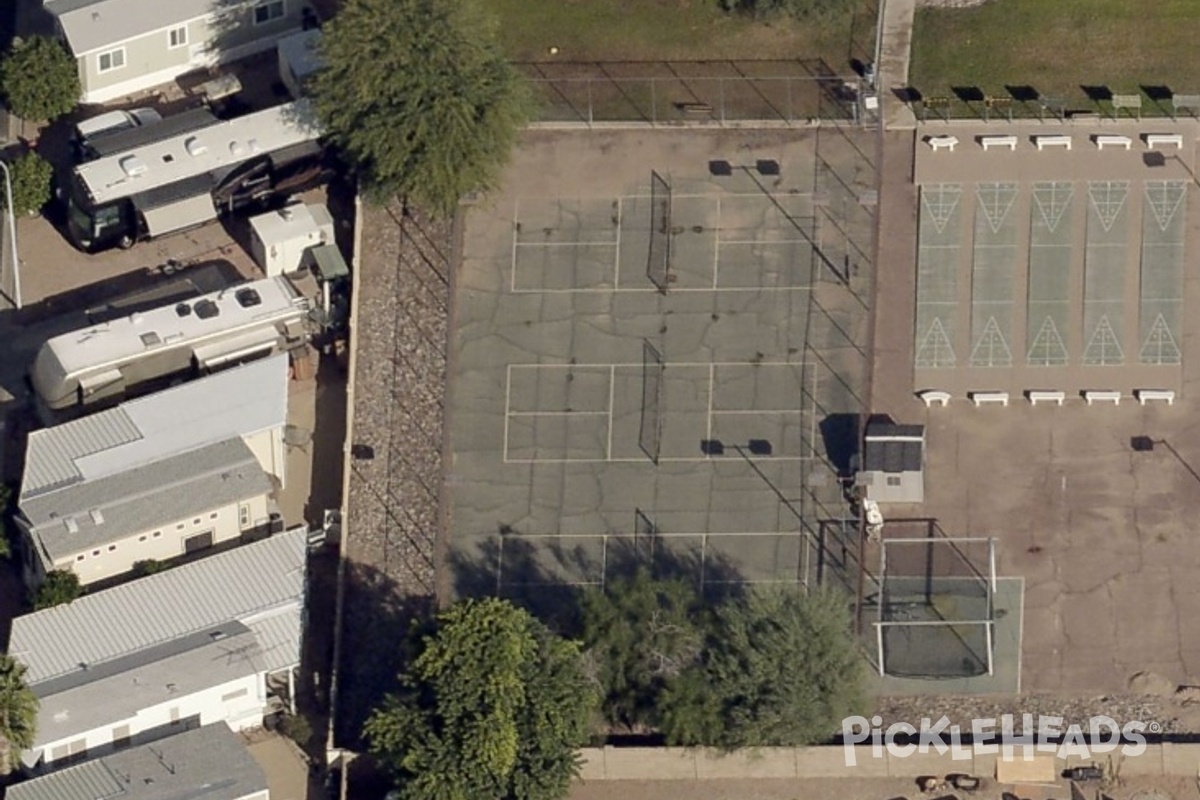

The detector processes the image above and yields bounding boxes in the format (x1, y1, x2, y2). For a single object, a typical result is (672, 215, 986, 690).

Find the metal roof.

(36, 276, 304, 378)
(244, 603, 302, 673)
(23, 354, 288, 498)
(862, 422, 925, 473)
(23, 439, 272, 564)
(10, 527, 307, 685)
(48, 0, 221, 56)
(31, 628, 268, 749)
(11, 723, 267, 800)
(75, 101, 321, 206)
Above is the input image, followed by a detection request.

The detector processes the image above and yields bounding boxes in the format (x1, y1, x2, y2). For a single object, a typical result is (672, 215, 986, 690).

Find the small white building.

(10, 528, 307, 772)
(9, 723, 269, 798)
(17, 356, 289, 587)
(857, 422, 926, 504)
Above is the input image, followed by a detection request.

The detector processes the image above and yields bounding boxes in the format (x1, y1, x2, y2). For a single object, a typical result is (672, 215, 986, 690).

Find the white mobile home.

(10, 528, 307, 771)
(17, 355, 289, 586)
(9, 723, 269, 797)
(47, 0, 314, 104)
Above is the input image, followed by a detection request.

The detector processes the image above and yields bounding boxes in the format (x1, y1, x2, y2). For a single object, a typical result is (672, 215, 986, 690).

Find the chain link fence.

(520, 60, 875, 126)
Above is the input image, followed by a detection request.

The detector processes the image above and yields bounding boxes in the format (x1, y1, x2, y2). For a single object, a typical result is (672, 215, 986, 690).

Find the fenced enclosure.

(519, 60, 872, 126)
(874, 533, 997, 679)
(906, 86, 1200, 123)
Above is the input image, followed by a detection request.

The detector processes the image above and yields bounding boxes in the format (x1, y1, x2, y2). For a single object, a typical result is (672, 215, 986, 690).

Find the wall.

(34, 672, 266, 769)
(43, 492, 272, 586)
(244, 427, 287, 489)
(576, 744, 1200, 780)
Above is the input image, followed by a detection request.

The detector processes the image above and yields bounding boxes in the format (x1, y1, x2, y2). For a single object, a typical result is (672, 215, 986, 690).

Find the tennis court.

(447, 128, 876, 604)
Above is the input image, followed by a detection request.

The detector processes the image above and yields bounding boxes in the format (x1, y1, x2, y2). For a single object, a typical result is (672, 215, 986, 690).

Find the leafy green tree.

(0, 654, 39, 771)
(580, 570, 705, 731)
(312, 0, 531, 214)
(131, 559, 169, 577)
(365, 598, 595, 800)
(3, 152, 54, 216)
(679, 588, 865, 747)
(0, 36, 80, 122)
(32, 570, 82, 610)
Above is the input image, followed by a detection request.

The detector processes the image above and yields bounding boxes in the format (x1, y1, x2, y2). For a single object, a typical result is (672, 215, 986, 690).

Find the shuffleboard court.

(915, 184, 963, 369)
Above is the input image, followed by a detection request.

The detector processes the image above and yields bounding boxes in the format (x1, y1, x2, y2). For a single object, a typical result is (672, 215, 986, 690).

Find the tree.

(580, 570, 706, 732)
(676, 588, 865, 748)
(0, 36, 80, 122)
(3, 151, 54, 216)
(32, 570, 82, 610)
(365, 598, 595, 800)
(312, 0, 531, 214)
(0, 654, 38, 772)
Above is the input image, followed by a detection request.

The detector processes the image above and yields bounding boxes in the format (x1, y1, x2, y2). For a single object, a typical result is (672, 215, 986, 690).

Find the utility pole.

(0, 159, 22, 310)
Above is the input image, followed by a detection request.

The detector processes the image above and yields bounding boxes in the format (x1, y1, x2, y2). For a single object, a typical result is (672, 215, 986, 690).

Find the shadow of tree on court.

(448, 531, 746, 638)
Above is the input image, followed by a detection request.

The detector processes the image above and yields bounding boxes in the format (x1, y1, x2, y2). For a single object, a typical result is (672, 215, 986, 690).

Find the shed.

(249, 203, 334, 276)
(856, 421, 925, 503)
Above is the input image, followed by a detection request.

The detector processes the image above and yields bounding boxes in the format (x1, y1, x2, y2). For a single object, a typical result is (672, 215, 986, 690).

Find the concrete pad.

(1120, 744, 1166, 776)
(247, 735, 310, 800)
(602, 747, 697, 780)
(1160, 743, 1200, 776)
(694, 748, 796, 779)
(806, 746, 888, 777)
(578, 748, 607, 781)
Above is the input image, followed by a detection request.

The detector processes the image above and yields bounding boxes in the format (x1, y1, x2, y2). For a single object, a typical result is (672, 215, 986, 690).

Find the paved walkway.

(876, 0, 919, 130)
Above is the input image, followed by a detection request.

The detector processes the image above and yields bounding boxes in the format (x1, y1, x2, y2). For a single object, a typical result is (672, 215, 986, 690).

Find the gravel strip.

(336, 200, 450, 743)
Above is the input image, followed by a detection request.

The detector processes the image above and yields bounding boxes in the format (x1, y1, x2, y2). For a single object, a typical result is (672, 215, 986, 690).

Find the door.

(183, 530, 214, 554)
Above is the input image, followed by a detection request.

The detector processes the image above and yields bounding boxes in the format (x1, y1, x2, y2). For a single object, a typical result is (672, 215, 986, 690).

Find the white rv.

(30, 275, 312, 417)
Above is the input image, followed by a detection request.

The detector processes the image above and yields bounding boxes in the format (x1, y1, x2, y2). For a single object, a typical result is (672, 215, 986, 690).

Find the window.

(222, 687, 249, 702)
(168, 25, 187, 48)
(107, 544, 117, 552)
(153, 531, 162, 538)
(239, 504, 251, 528)
(886, 475, 902, 487)
(193, 518, 201, 526)
(92, 549, 100, 557)
(176, 523, 185, 531)
(76, 554, 85, 561)
(97, 48, 125, 73)
(253, 0, 284, 24)
(139, 535, 147, 542)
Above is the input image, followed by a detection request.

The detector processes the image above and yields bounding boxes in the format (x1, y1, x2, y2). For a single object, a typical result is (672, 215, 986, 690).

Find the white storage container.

(248, 203, 334, 276)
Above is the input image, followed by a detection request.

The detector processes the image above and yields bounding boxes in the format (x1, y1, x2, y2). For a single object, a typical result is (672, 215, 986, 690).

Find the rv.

(74, 106, 220, 163)
(62, 100, 333, 252)
(30, 275, 313, 418)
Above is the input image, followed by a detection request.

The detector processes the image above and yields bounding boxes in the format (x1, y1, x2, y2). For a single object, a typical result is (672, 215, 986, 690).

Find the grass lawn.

(481, 0, 875, 66)
(911, 0, 1200, 111)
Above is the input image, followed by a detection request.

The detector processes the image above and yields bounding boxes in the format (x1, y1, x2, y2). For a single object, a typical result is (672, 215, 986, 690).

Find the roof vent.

(229, 140, 246, 157)
(119, 155, 147, 178)
(89, 509, 105, 525)
(185, 136, 207, 157)
(65, 517, 79, 534)
(140, 331, 162, 347)
(247, 138, 262, 154)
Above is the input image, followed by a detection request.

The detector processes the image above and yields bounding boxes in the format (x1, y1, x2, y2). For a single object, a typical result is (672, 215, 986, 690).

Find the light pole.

(0, 159, 21, 310)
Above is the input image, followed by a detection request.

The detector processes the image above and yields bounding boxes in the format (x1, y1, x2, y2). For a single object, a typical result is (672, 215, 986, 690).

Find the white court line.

(509, 285, 810, 295)
(504, 455, 813, 464)
(607, 365, 616, 460)
(501, 530, 811, 539)
(510, 199, 520, 294)
(510, 360, 812, 369)
(712, 195, 721, 290)
(1015, 575, 1025, 693)
(710, 409, 807, 415)
(706, 363, 715, 453)
(614, 197, 622, 290)
(513, 241, 618, 247)
(515, 191, 813, 202)
(718, 239, 814, 245)
(506, 410, 609, 416)
(502, 363, 512, 462)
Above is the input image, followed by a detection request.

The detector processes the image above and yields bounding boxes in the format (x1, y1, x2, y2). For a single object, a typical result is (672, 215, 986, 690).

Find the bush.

(131, 559, 169, 577)
(32, 570, 82, 610)
(2, 151, 54, 216)
(279, 712, 314, 747)
(0, 36, 80, 122)
(720, 0, 858, 23)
